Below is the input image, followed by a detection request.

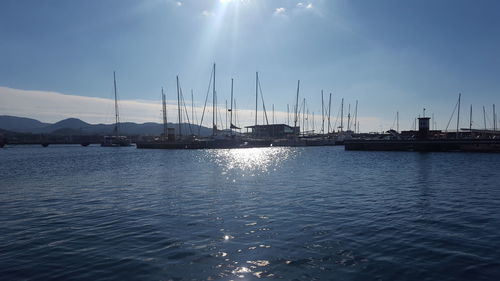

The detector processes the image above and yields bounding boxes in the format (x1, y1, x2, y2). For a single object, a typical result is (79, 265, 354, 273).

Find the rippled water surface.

(1, 145, 500, 280)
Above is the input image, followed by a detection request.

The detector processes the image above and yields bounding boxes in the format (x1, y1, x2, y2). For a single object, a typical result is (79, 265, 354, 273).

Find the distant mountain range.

(0, 115, 213, 136)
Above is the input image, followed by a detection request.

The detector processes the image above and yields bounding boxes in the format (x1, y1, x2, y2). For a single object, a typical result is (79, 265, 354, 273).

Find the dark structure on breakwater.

(245, 124, 299, 138)
(345, 117, 500, 152)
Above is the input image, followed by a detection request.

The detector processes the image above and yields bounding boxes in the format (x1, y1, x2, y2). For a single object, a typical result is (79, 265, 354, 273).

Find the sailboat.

(101, 71, 132, 147)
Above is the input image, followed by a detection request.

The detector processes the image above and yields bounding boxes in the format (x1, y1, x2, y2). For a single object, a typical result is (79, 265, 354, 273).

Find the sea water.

(1, 145, 499, 280)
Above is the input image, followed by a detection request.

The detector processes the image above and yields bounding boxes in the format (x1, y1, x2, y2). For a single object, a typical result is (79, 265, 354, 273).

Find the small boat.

(102, 136, 131, 147)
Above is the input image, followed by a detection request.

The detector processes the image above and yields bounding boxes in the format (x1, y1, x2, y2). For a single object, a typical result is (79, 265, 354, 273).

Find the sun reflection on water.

(210, 147, 294, 175)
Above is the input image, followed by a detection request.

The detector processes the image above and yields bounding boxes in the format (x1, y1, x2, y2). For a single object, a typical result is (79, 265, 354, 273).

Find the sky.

(1, 0, 500, 132)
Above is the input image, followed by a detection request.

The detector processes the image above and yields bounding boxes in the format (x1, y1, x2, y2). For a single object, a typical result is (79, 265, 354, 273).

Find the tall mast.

(354, 100, 358, 134)
(347, 104, 351, 131)
(328, 93, 332, 133)
(321, 90, 324, 134)
(191, 89, 194, 129)
(212, 63, 216, 136)
(272, 104, 275, 124)
(113, 71, 119, 137)
(225, 100, 228, 131)
(312, 112, 315, 132)
(294, 80, 300, 134)
(469, 105, 473, 134)
(230, 78, 234, 134)
(483, 106, 487, 131)
(340, 98, 344, 132)
(234, 99, 237, 129)
(302, 98, 306, 135)
(396, 111, 399, 133)
(255, 72, 258, 127)
(494, 104, 497, 132)
(176, 75, 182, 138)
(162, 87, 167, 139)
(456, 93, 461, 139)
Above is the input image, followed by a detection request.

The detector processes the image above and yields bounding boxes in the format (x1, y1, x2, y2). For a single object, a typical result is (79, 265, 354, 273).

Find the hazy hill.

(0, 115, 213, 136)
(0, 115, 49, 132)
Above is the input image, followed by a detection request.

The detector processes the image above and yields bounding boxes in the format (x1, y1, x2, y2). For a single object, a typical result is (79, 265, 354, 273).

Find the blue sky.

(1, 0, 500, 131)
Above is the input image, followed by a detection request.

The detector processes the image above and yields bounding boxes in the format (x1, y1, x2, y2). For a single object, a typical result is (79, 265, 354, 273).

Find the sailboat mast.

(176, 76, 182, 138)
(397, 111, 399, 133)
(162, 87, 167, 139)
(469, 105, 473, 134)
(272, 104, 275, 124)
(340, 98, 344, 132)
(354, 100, 358, 134)
(347, 104, 351, 132)
(294, 80, 300, 134)
(191, 89, 194, 129)
(321, 90, 324, 134)
(113, 71, 119, 137)
(328, 93, 332, 133)
(230, 78, 234, 134)
(494, 104, 497, 132)
(483, 106, 487, 131)
(457, 93, 461, 139)
(302, 98, 306, 135)
(212, 63, 216, 136)
(255, 72, 258, 127)
(234, 99, 237, 129)
(312, 112, 315, 132)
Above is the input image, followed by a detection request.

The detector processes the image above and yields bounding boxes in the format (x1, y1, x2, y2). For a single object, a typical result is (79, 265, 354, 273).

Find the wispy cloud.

(297, 2, 313, 9)
(0, 86, 392, 132)
(273, 7, 286, 16)
(0, 86, 289, 129)
(202, 10, 215, 17)
(0, 87, 163, 124)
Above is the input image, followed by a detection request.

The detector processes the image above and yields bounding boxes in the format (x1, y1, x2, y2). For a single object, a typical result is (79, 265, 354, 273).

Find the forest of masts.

(159, 64, 361, 138)
(156, 65, 498, 138)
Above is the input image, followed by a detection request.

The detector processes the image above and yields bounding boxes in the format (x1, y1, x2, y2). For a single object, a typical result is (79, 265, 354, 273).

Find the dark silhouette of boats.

(345, 97, 500, 152)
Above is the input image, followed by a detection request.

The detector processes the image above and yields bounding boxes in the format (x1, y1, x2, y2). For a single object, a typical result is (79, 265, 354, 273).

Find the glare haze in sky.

(1, 0, 500, 131)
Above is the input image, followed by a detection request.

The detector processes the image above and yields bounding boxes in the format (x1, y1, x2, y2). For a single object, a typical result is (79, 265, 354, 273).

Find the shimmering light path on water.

(1, 145, 500, 280)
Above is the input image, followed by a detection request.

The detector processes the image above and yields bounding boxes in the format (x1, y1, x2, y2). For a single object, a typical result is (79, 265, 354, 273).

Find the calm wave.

(1, 145, 500, 280)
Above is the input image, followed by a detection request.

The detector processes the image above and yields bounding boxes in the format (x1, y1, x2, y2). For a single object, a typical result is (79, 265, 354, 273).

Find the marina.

(2, 1, 500, 280)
